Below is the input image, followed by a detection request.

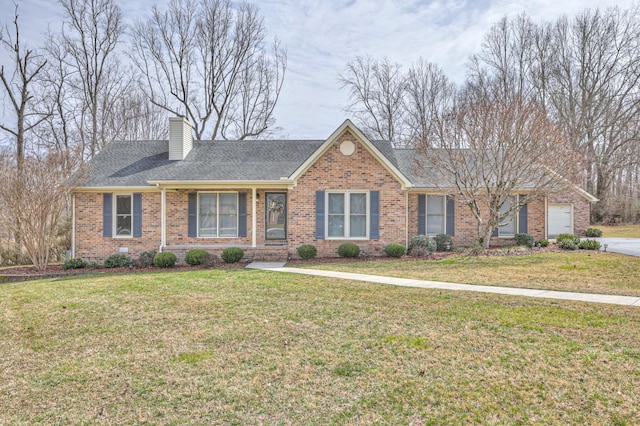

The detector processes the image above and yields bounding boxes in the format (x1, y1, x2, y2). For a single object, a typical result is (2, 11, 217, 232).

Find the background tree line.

(0, 0, 286, 268)
(341, 5, 640, 226)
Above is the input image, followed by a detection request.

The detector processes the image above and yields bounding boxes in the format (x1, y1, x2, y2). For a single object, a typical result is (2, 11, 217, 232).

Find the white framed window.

(114, 194, 133, 237)
(198, 192, 238, 238)
(498, 196, 517, 237)
(326, 191, 369, 239)
(426, 195, 446, 235)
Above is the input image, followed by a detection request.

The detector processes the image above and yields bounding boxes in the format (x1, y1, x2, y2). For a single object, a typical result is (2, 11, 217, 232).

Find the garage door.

(548, 204, 573, 238)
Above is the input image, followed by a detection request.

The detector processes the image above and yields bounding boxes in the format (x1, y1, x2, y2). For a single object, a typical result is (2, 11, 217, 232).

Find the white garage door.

(548, 204, 573, 238)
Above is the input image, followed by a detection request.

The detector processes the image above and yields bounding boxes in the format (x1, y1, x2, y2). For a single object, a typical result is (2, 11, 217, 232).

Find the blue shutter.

(103, 193, 112, 237)
(492, 226, 499, 237)
(446, 196, 455, 236)
(519, 202, 528, 234)
(315, 191, 325, 239)
(238, 192, 247, 237)
(188, 193, 197, 238)
(418, 194, 426, 235)
(133, 193, 142, 238)
(370, 190, 380, 239)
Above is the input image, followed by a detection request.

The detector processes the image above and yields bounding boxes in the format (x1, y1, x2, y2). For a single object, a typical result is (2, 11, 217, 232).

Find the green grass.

(598, 224, 640, 238)
(303, 252, 640, 296)
(1, 269, 639, 424)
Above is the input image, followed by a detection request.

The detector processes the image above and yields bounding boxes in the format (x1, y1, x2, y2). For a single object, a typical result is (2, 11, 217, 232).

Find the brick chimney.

(168, 116, 193, 160)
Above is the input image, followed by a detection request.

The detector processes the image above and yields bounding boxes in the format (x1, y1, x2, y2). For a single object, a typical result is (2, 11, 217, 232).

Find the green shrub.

(153, 252, 177, 268)
(535, 239, 550, 248)
(578, 239, 601, 250)
(556, 233, 580, 245)
(384, 243, 407, 258)
(297, 244, 317, 260)
(583, 227, 603, 237)
(558, 240, 578, 250)
(434, 234, 452, 251)
(62, 258, 89, 270)
(137, 250, 156, 268)
(514, 233, 535, 248)
(408, 235, 437, 256)
(185, 249, 209, 266)
(104, 254, 132, 268)
(221, 247, 244, 263)
(338, 243, 360, 258)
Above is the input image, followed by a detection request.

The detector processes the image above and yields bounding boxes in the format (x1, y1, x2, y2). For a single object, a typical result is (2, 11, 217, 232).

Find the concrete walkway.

(247, 263, 640, 307)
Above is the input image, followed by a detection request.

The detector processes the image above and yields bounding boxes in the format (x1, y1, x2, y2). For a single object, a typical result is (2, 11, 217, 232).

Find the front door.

(265, 193, 287, 240)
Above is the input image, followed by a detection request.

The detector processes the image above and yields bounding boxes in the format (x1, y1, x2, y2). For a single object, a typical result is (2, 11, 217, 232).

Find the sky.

(0, 0, 634, 139)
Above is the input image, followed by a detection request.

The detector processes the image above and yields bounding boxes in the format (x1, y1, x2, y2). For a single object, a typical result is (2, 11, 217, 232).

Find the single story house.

(71, 118, 597, 262)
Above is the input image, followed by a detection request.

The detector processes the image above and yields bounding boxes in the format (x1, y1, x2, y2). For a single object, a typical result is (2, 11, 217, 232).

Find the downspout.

(405, 190, 409, 249)
(544, 196, 548, 240)
(252, 188, 257, 248)
(71, 193, 76, 259)
(160, 187, 166, 252)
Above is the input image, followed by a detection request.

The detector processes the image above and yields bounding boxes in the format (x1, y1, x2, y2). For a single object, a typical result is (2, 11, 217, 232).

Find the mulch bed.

(1, 245, 566, 283)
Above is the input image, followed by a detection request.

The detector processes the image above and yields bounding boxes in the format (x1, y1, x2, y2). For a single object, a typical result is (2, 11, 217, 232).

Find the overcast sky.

(0, 0, 634, 139)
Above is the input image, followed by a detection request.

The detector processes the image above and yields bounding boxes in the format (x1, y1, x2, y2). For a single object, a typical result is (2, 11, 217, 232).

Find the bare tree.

(0, 2, 49, 169)
(418, 80, 577, 248)
(130, 0, 286, 140)
(0, 152, 77, 270)
(340, 55, 407, 144)
(59, 0, 127, 159)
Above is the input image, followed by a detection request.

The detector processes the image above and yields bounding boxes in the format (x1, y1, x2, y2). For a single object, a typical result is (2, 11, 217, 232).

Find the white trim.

(288, 119, 413, 189)
(71, 193, 76, 259)
(147, 180, 294, 190)
(197, 191, 239, 238)
(113, 193, 134, 239)
(252, 188, 257, 248)
(73, 186, 160, 193)
(325, 190, 370, 240)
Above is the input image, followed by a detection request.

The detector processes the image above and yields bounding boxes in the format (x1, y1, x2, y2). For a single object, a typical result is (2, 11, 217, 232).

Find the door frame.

(265, 192, 287, 240)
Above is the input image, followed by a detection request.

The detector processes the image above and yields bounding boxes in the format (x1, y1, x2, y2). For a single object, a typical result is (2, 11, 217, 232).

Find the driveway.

(594, 238, 640, 257)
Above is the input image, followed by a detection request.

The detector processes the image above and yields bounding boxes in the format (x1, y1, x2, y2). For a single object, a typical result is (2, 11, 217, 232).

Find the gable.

(289, 120, 412, 189)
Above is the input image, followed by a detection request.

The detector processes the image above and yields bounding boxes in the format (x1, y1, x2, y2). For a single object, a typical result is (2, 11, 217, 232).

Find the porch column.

(252, 187, 257, 247)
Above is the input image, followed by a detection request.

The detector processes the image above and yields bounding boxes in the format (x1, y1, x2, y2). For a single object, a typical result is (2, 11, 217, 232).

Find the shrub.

(221, 247, 244, 263)
(434, 234, 452, 251)
(297, 244, 317, 260)
(153, 252, 177, 268)
(556, 234, 580, 245)
(514, 233, 535, 248)
(558, 240, 578, 250)
(201, 253, 220, 268)
(583, 227, 603, 238)
(578, 239, 601, 250)
(62, 258, 89, 270)
(535, 239, 550, 248)
(408, 235, 437, 256)
(137, 250, 156, 268)
(104, 254, 132, 268)
(338, 242, 360, 258)
(384, 243, 407, 258)
(467, 241, 485, 256)
(185, 249, 209, 266)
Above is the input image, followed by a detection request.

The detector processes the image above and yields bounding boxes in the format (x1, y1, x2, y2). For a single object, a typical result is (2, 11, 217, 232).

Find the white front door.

(548, 204, 573, 238)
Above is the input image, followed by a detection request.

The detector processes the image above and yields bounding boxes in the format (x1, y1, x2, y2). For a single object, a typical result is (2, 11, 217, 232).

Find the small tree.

(0, 152, 76, 270)
(418, 79, 578, 248)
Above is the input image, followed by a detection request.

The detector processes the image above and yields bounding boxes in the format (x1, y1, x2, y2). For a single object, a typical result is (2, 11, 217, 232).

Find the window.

(498, 196, 517, 237)
(426, 195, 445, 235)
(115, 194, 132, 237)
(198, 192, 238, 237)
(327, 191, 368, 239)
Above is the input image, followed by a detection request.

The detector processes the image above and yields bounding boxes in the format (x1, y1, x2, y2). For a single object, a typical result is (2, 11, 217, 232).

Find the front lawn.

(598, 224, 640, 238)
(1, 270, 639, 424)
(303, 252, 640, 296)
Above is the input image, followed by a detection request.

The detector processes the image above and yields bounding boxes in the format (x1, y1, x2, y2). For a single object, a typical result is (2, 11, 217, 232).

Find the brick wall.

(74, 191, 161, 263)
(288, 130, 408, 258)
(407, 193, 547, 247)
